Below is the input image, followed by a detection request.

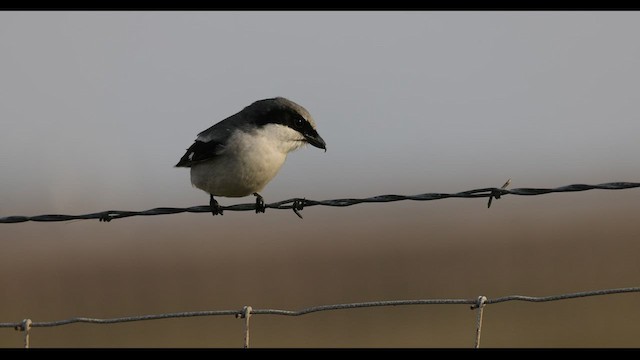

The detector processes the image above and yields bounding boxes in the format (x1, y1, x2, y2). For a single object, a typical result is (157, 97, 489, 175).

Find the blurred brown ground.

(1, 189, 639, 348)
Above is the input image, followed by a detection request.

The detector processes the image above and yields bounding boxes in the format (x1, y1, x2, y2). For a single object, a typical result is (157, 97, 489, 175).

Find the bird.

(176, 97, 326, 216)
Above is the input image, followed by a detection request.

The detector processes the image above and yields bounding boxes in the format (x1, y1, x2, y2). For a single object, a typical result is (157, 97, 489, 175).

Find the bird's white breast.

(190, 124, 306, 197)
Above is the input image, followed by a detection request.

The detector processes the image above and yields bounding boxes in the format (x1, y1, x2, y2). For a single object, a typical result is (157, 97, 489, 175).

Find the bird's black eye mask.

(257, 107, 316, 136)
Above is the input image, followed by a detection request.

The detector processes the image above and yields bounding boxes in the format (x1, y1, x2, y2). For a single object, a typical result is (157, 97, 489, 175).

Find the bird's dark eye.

(294, 117, 305, 129)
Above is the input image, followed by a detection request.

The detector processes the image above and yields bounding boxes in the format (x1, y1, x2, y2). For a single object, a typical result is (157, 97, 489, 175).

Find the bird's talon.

(254, 193, 266, 214)
(212, 205, 223, 216)
(210, 195, 223, 216)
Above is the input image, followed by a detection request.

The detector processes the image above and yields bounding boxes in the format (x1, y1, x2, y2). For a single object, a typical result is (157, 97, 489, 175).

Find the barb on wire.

(487, 178, 512, 208)
(1, 287, 638, 330)
(1, 181, 639, 223)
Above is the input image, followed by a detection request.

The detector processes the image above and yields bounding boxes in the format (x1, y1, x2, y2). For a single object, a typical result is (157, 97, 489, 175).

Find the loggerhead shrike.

(176, 97, 326, 216)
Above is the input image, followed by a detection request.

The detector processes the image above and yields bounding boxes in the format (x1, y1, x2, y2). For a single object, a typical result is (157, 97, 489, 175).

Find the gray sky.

(1, 11, 639, 215)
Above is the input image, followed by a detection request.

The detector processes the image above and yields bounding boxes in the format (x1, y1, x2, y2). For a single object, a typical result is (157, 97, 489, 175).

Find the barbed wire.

(1, 287, 638, 348)
(1, 181, 639, 223)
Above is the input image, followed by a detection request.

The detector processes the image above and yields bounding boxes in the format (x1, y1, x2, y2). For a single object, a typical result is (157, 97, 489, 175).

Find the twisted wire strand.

(2, 181, 639, 223)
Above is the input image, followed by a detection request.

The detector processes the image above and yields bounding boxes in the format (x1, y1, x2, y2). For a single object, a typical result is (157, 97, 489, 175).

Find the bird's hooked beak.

(304, 130, 327, 152)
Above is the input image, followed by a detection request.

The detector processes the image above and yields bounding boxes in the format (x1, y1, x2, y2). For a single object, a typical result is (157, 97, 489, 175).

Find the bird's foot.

(210, 195, 223, 216)
(253, 193, 266, 214)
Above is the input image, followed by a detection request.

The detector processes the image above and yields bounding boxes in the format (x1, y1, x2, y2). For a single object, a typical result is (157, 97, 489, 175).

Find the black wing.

(175, 104, 249, 168)
(175, 139, 224, 168)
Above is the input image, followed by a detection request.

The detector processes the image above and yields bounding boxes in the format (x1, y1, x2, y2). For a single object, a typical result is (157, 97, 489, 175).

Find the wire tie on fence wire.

(236, 306, 252, 349)
(292, 198, 306, 219)
(487, 178, 512, 208)
(473, 296, 487, 349)
(14, 319, 32, 348)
